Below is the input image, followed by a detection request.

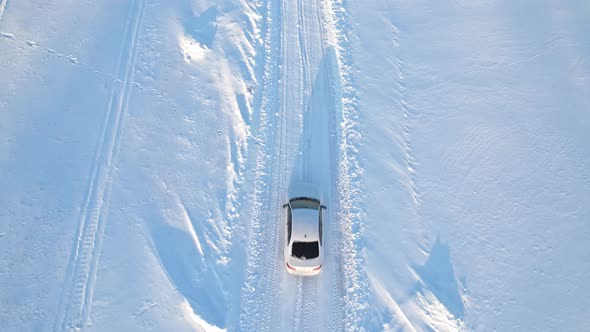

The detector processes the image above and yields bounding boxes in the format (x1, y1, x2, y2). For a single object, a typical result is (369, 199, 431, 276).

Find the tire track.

(280, 0, 321, 329)
(308, 0, 346, 330)
(298, 0, 311, 183)
(286, 0, 345, 329)
(317, 3, 347, 332)
(241, 0, 351, 329)
(240, 0, 310, 328)
(297, 0, 310, 112)
(323, 50, 346, 332)
(259, 71, 288, 331)
(238, 0, 284, 329)
(292, 278, 304, 331)
(300, 277, 319, 332)
(53, 1, 145, 331)
(258, 1, 295, 325)
(253, 0, 293, 328)
(290, 277, 320, 332)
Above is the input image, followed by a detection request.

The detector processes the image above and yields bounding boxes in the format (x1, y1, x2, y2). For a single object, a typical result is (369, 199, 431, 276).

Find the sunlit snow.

(1, 0, 589, 331)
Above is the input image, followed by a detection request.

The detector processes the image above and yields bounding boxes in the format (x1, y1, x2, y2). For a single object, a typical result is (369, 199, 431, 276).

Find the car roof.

(291, 208, 319, 242)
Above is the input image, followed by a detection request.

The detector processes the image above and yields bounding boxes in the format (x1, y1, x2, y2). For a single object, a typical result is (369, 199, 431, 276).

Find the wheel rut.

(52, 1, 145, 330)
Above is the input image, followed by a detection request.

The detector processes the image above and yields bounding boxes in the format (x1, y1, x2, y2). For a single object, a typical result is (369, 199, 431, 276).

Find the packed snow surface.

(1, 0, 589, 331)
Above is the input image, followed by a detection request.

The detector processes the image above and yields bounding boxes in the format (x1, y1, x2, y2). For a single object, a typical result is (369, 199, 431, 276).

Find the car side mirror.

(283, 203, 289, 208)
(321, 205, 327, 210)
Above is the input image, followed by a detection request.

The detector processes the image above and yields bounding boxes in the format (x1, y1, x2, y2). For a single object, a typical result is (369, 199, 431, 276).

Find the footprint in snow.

(0, 32, 15, 39)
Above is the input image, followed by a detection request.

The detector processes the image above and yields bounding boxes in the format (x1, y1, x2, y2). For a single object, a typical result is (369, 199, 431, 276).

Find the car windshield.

(289, 198, 320, 210)
(291, 241, 319, 259)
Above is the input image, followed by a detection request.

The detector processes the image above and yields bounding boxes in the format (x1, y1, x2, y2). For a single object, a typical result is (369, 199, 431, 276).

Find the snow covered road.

(238, 0, 360, 330)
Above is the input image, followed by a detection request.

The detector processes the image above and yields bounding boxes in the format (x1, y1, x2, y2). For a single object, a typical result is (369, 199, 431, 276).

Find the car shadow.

(288, 48, 336, 198)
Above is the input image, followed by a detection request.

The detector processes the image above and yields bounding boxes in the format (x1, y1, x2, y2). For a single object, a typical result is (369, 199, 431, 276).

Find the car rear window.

(291, 241, 319, 259)
(289, 198, 320, 210)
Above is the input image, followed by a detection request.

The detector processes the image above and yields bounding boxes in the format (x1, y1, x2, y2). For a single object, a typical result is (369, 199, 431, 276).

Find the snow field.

(1, 0, 589, 331)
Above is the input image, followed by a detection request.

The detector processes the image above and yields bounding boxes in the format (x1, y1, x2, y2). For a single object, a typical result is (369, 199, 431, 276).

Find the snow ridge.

(320, 0, 371, 330)
(238, 0, 283, 329)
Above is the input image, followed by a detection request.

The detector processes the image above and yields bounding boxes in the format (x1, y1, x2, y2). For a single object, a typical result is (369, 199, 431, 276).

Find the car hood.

(288, 182, 321, 201)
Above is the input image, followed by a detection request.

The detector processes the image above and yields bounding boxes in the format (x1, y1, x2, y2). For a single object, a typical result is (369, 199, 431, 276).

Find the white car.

(282, 183, 325, 276)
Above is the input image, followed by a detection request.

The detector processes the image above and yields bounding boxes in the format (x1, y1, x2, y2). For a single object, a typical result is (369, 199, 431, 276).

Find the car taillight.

(287, 263, 296, 270)
(313, 265, 322, 271)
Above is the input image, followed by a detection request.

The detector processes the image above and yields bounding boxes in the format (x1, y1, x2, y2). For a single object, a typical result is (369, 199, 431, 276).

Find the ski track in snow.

(52, 0, 145, 331)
